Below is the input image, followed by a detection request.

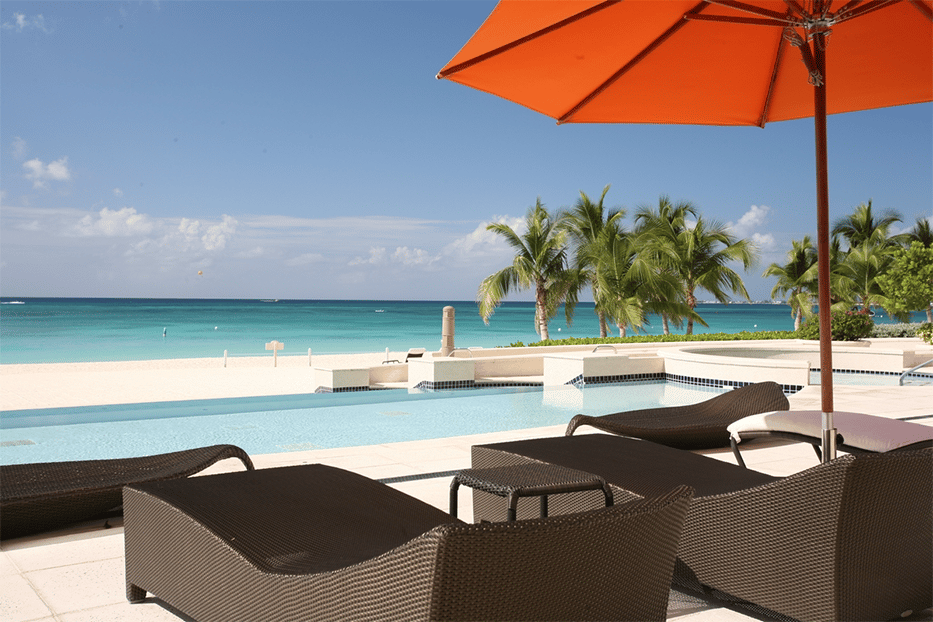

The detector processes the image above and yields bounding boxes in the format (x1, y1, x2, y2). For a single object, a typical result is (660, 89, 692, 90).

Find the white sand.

(0, 352, 409, 411)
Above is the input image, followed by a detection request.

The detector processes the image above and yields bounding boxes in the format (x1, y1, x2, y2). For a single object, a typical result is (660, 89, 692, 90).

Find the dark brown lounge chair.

(564, 380, 790, 449)
(124, 463, 692, 622)
(1, 444, 253, 540)
(471, 435, 932, 622)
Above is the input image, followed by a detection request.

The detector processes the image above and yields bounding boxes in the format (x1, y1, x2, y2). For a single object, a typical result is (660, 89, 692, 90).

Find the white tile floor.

(2, 385, 931, 622)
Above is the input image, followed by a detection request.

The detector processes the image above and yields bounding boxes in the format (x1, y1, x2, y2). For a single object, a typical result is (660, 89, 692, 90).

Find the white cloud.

(178, 217, 201, 240)
(75, 207, 154, 237)
(728, 205, 770, 237)
(113, 188, 124, 198)
(443, 216, 524, 259)
(284, 252, 325, 266)
(392, 246, 440, 267)
(201, 215, 237, 251)
(11, 137, 27, 160)
(751, 232, 776, 250)
(23, 156, 71, 189)
(349, 247, 387, 266)
(2, 13, 50, 33)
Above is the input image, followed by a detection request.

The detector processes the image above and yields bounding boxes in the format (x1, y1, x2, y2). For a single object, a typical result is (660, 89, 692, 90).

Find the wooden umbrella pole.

(812, 28, 837, 463)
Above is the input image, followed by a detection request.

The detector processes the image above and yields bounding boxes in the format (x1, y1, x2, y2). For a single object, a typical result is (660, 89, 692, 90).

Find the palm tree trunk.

(618, 324, 627, 338)
(661, 314, 670, 335)
(927, 307, 932, 323)
(598, 311, 608, 339)
(536, 287, 549, 340)
(794, 309, 802, 331)
(685, 287, 697, 335)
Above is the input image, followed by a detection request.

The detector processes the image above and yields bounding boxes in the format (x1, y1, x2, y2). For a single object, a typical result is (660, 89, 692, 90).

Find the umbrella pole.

(813, 32, 836, 463)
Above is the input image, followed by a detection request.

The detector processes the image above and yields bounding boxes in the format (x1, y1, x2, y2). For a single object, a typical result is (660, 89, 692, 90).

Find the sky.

(1, 1, 931, 303)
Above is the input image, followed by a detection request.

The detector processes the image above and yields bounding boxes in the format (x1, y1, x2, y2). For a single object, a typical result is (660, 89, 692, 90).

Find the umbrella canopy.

(438, 0, 932, 462)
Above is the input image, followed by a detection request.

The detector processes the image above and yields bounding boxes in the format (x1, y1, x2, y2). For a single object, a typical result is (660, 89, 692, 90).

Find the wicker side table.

(450, 463, 614, 522)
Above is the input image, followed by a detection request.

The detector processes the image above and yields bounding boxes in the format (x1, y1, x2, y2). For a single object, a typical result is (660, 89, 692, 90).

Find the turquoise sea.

(0, 298, 922, 365)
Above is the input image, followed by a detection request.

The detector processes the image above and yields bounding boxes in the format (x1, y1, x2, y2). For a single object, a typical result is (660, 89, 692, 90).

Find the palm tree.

(838, 240, 897, 314)
(592, 228, 700, 337)
(830, 201, 905, 314)
(477, 199, 578, 340)
(660, 216, 758, 334)
(563, 185, 625, 338)
(831, 200, 904, 249)
(907, 217, 933, 248)
(633, 196, 698, 335)
(763, 236, 818, 330)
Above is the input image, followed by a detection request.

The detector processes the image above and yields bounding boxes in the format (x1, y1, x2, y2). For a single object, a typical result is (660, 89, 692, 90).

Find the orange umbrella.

(438, 0, 932, 462)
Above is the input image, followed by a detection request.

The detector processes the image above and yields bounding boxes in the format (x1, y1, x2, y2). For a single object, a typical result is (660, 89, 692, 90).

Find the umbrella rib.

(783, 0, 812, 21)
(833, 0, 901, 23)
(758, 29, 789, 128)
(558, 1, 709, 124)
(687, 14, 792, 26)
(436, 0, 618, 79)
(908, 0, 933, 21)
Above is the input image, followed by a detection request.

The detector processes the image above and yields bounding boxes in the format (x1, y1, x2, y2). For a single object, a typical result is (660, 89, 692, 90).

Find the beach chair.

(564, 380, 790, 449)
(470, 434, 932, 622)
(124, 463, 692, 622)
(727, 410, 933, 466)
(0, 444, 253, 540)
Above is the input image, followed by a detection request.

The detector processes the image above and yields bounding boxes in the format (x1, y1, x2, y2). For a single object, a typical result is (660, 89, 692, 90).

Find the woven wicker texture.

(472, 435, 932, 622)
(454, 463, 608, 497)
(0, 444, 253, 540)
(565, 380, 790, 449)
(124, 463, 692, 622)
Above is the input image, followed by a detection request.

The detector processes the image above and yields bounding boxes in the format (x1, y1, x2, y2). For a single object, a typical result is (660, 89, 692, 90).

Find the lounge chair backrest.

(565, 380, 791, 449)
(680, 448, 931, 622)
(428, 486, 693, 622)
(836, 448, 932, 621)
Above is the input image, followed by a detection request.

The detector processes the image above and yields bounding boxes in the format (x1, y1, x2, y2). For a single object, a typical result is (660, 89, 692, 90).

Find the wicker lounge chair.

(564, 380, 790, 449)
(1, 444, 253, 540)
(471, 434, 932, 622)
(124, 463, 692, 622)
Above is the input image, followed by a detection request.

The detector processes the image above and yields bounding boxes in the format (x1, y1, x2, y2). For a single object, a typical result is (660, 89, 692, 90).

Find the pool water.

(0, 382, 725, 465)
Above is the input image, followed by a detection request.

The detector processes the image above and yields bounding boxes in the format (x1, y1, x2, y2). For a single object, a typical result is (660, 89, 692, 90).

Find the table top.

(454, 463, 608, 497)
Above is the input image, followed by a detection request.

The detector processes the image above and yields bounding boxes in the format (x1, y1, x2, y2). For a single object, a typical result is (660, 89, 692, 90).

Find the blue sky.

(2, 1, 930, 302)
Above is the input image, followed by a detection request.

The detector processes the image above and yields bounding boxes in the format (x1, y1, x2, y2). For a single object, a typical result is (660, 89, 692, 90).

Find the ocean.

(0, 298, 921, 365)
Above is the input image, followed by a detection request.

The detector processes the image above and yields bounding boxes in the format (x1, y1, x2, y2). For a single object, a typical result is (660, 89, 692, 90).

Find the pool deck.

(2, 383, 932, 621)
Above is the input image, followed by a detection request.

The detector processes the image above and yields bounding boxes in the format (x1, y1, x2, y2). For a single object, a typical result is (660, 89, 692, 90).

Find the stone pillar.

(441, 306, 455, 356)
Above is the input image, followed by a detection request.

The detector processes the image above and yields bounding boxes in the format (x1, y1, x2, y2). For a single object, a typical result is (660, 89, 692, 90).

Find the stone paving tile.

(0, 574, 54, 622)
(26, 557, 127, 615)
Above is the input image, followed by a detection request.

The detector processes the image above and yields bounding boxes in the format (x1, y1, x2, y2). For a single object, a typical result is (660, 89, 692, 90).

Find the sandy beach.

(0, 352, 405, 411)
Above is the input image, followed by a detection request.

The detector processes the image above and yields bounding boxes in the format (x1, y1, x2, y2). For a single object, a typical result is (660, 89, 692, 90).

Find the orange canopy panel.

(438, 0, 933, 127)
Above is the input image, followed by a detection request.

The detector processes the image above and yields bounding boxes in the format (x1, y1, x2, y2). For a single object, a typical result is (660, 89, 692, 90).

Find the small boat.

(375, 309, 385, 313)
(1, 301, 25, 305)
(260, 299, 279, 303)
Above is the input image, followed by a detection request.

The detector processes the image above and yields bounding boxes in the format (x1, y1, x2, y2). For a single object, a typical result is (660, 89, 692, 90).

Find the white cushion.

(728, 411, 933, 454)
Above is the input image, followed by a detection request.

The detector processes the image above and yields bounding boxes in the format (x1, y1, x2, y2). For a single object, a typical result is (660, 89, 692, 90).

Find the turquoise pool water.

(0, 382, 724, 465)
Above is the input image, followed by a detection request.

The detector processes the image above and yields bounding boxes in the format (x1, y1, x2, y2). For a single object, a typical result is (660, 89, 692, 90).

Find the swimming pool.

(0, 382, 726, 464)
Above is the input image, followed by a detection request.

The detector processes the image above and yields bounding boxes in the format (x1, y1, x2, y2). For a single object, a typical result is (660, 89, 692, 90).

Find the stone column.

(441, 306, 455, 356)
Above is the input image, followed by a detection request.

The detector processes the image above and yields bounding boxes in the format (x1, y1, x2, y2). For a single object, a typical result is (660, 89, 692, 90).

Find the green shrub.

(870, 323, 922, 338)
(512, 330, 798, 348)
(918, 323, 933, 345)
(797, 310, 874, 341)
